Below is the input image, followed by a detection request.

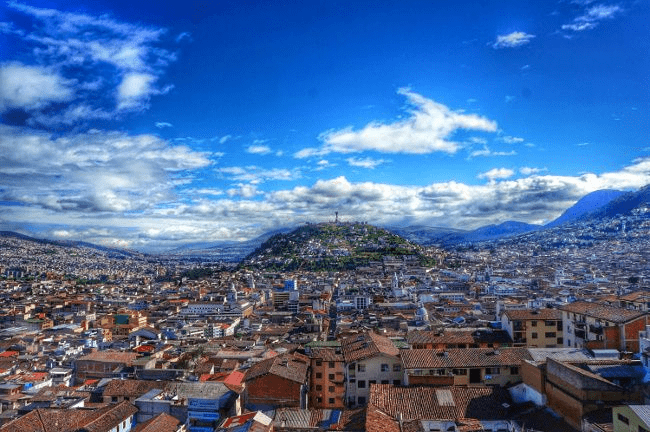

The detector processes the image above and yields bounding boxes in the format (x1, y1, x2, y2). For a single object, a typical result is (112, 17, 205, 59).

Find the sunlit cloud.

(478, 168, 515, 181)
(346, 157, 387, 169)
(296, 88, 497, 157)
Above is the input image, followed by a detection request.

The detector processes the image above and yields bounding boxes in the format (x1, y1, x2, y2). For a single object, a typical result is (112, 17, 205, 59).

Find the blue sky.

(0, 0, 648, 251)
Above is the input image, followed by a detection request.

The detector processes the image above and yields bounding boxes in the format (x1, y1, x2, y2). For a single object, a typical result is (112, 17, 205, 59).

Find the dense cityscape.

(0, 187, 648, 432)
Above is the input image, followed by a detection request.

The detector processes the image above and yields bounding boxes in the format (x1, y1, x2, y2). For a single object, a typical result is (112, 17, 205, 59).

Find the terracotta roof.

(369, 384, 512, 421)
(365, 405, 401, 432)
(244, 352, 309, 384)
(0, 401, 137, 432)
(131, 413, 181, 432)
(620, 291, 650, 302)
(401, 348, 531, 369)
(341, 332, 399, 362)
(309, 347, 344, 362)
(101, 379, 166, 398)
(503, 309, 562, 321)
(561, 301, 646, 323)
(77, 350, 138, 364)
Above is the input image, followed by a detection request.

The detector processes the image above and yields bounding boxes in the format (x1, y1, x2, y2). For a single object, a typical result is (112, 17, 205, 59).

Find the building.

(341, 332, 402, 407)
(561, 301, 649, 352)
(401, 347, 531, 387)
(501, 309, 563, 348)
(612, 405, 650, 432)
(74, 350, 139, 383)
(308, 346, 345, 409)
(244, 352, 309, 410)
(407, 328, 512, 350)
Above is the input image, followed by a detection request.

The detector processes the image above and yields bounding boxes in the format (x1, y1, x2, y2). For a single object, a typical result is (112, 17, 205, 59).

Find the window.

(329, 397, 335, 404)
(348, 363, 355, 370)
(316, 384, 322, 391)
(357, 396, 366, 405)
(381, 363, 389, 372)
(485, 367, 500, 374)
(393, 364, 401, 372)
(545, 332, 556, 338)
(329, 386, 335, 392)
(531, 320, 537, 327)
(316, 360, 322, 366)
(357, 380, 366, 388)
(557, 337, 563, 344)
(316, 372, 322, 379)
(531, 332, 538, 339)
(357, 364, 365, 372)
(329, 361, 335, 368)
(393, 380, 401, 385)
(317, 397, 323, 403)
(452, 368, 467, 375)
(618, 414, 629, 424)
(329, 373, 335, 380)
(510, 367, 519, 375)
(545, 320, 555, 326)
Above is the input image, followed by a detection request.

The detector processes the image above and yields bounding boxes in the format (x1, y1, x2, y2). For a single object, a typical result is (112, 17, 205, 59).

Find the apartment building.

(501, 309, 563, 348)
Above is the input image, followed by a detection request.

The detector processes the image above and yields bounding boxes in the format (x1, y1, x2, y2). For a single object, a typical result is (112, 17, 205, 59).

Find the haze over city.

(0, 0, 648, 251)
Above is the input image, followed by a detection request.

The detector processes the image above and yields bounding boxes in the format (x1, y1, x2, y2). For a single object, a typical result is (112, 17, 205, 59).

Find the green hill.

(239, 222, 438, 271)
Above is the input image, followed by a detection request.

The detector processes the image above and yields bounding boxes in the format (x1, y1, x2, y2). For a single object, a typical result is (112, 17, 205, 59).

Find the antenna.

(335, 211, 338, 223)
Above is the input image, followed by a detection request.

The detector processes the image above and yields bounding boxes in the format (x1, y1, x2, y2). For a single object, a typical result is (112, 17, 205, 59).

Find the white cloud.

(468, 146, 517, 158)
(563, 3, 623, 32)
(218, 166, 299, 183)
(501, 135, 525, 144)
(155, 122, 173, 128)
(4, 156, 650, 249)
(520, 166, 548, 175)
(0, 125, 211, 213)
(3, 2, 177, 125)
(492, 32, 535, 49)
(346, 157, 386, 169)
(478, 168, 515, 181)
(302, 88, 497, 157)
(219, 135, 233, 144)
(0, 63, 74, 111)
(246, 144, 273, 155)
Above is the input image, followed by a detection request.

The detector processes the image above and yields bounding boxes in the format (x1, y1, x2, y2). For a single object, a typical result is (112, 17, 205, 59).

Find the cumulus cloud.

(295, 88, 497, 157)
(492, 32, 535, 49)
(155, 121, 173, 128)
(2, 2, 177, 126)
(478, 168, 516, 181)
(0, 63, 75, 111)
(346, 157, 386, 169)
(4, 156, 650, 249)
(0, 125, 211, 213)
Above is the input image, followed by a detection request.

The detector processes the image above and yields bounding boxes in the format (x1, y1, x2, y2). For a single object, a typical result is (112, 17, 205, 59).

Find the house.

(540, 358, 645, 430)
(131, 412, 184, 432)
(308, 346, 345, 409)
(400, 347, 531, 387)
(561, 301, 649, 351)
(74, 350, 139, 383)
(612, 405, 650, 432)
(501, 309, 563, 348)
(0, 400, 138, 432)
(341, 332, 402, 408)
(365, 384, 519, 432)
(244, 352, 309, 410)
(407, 328, 512, 349)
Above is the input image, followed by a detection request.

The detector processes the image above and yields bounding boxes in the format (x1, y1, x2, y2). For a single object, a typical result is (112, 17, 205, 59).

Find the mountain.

(239, 222, 438, 271)
(166, 227, 295, 262)
(545, 189, 625, 228)
(585, 184, 650, 220)
(388, 221, 539, 246)
(463, 221, 540, 241)
(0, 231, 141, 258)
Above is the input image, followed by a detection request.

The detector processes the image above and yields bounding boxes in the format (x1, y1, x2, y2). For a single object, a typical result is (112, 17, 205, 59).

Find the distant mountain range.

(3, 185, 649, 262)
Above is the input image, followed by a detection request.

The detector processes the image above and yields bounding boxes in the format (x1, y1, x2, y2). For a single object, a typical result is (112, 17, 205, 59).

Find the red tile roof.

(341, 332, 399, 362)
(401, 348, 532, 369)
(561, 301, 647, 323)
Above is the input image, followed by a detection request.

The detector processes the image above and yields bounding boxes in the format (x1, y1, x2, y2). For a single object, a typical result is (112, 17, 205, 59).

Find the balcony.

(589, 324, 603, 335)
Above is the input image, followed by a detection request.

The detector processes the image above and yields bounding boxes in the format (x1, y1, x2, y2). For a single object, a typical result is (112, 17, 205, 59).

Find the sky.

(0, 0, 649, 252)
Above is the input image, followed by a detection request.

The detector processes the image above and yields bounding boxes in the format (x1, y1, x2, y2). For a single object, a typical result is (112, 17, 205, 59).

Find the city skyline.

(1, 0, 649, 251)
